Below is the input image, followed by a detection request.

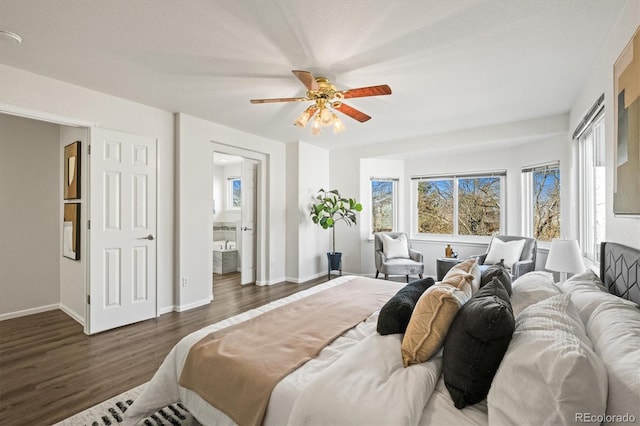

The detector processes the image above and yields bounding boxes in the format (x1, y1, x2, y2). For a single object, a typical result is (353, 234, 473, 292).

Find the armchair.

(374, 232, 424, 283)
(473, 235, 537, 280)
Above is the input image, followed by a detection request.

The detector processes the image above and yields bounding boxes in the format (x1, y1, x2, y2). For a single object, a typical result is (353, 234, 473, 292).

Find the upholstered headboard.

(600, 242, 640, 305)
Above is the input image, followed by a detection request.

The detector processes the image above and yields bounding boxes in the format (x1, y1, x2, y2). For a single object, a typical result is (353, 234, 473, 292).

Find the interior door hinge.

(87, 220, 91, 230)
(87, 145, 91, 155)
(87, 295, 90, 305)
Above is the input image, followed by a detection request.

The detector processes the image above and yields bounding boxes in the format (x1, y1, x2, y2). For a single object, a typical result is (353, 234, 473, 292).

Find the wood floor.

(0, 272, 329, 425)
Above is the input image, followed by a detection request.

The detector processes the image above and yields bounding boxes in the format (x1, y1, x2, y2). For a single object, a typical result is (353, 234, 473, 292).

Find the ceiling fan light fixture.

(310, 116, 322, 135)
(320, 106, 333, 125)
(252, 69, 391, 136)
(332, 115, 345, 134)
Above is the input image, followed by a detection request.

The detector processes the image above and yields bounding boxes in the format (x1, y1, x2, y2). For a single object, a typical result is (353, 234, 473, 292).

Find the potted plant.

(309, 188, 362, 275)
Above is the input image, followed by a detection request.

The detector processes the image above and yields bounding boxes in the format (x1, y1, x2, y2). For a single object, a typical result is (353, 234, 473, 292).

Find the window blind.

(521, 161, 560, 174)
(573, 93, 604, 140)
(411, 170, 506, 181)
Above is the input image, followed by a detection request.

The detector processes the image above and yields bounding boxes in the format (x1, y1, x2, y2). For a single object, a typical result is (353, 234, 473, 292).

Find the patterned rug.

(54, 383, 202, 426)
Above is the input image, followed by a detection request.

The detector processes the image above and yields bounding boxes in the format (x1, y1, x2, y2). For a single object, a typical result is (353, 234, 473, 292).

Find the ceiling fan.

(250, 70, 392, 135)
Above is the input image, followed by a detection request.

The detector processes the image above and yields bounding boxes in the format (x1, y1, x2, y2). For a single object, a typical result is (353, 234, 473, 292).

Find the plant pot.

(326, 252, 343, 272)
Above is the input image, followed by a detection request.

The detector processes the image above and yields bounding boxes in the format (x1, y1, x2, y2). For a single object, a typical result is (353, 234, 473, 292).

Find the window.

(371, 178, 398, 235)
(413, 172, 505, 237)
(227, 177, 241, 209)
(578, 112, 606, 262)
(522, 162, 561, 241)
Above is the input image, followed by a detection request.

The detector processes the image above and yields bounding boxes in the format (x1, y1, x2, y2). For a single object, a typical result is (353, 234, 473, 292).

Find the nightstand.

(436, 257, 463, 281)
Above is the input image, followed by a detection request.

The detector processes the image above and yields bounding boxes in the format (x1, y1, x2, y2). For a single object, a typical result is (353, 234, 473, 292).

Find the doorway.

(212, 152, 258, 286)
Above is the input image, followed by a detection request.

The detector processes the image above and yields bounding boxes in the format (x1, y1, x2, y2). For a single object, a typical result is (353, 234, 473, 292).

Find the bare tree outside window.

(415, 174, 504, 236)
(417, 180, 454, 234)
(228, 178, 241, 209)
(532, 168, 560, 241)
(371, 180, 395, 233)
(458, 177, 501, 236)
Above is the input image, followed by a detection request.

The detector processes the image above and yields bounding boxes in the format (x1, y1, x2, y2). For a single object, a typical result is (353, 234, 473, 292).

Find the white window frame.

(227, 177, 241, 210)
(578, 112, 606, 263)
(411, 171, 506, 239)
(521, 161, 561, 243)
(370, 177, 398, 238)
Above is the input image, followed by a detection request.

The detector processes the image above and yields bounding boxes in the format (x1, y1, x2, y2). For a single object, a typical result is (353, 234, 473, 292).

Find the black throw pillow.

(442, 277, 515, 409)
(480, 259, 512, 296)
(376, 277, 435, 335)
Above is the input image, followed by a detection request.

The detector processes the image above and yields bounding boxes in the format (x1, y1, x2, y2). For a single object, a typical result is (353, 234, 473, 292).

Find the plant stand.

(327, 252, 342, 280)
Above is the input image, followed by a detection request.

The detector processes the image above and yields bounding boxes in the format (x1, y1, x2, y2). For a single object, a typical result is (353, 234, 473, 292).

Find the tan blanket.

(178, 277, 400, 426)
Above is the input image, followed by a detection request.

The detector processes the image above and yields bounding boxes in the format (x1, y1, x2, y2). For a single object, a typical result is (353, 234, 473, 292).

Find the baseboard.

(255, 275, 288, 286)
(59, 304, 85, 326)
(157, 305, 176, 315)
(0, 303, 59, 321)
(175, 297, 213, 312)
(283, 271, 326, 284)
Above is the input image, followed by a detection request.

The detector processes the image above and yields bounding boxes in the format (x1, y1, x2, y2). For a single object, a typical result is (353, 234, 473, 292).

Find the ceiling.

(0, 0, 627, 150)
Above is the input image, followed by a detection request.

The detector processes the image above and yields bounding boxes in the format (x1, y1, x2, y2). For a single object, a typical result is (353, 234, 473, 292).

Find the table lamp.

(545, 238, 585, 282)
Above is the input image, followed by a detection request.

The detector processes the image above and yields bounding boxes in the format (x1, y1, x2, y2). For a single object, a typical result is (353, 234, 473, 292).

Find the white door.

(240, 159, 257, 284)
(88, 128, 157, 334)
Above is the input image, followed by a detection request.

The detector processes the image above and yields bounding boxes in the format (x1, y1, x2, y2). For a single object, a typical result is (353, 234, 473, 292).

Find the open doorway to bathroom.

(212, 152, 258, 288)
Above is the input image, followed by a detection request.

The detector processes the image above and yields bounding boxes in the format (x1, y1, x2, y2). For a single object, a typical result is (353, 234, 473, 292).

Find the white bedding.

(125, 271, 638, 426)
(127, 275, 440, 426)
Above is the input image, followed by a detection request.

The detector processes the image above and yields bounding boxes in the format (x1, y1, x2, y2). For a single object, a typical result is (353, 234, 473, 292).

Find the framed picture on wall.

(64, 141, 81, 200)
(613, 26, 640, 216)
(63, 203, 80, 260)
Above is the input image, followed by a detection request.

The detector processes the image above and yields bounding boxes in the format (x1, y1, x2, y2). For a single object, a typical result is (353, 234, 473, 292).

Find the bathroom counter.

(213, 249, 238, 274)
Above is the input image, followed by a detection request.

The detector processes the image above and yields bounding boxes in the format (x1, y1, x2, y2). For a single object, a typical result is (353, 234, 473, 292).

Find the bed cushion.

(509, 271, 559, 316)
(381, 233, 410, 259)
(443, 258, 481, 294)
(557, 269, 637, 326)
(487, 294, 608, 425)
(401, 262, 475, 366)
(480, 259, 512, 296)
(586, 299, 640, 425)
(484, 238, 525, 269)
(443, 277, 514, 408)
(377, 277, 435, 335)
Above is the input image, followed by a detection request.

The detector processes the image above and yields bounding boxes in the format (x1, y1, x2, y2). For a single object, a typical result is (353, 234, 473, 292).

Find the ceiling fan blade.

(340, 84, 392, 99)
(250, 97, 308, 104)
(333, 103, 371, 122)
(292, 70, 319, 90)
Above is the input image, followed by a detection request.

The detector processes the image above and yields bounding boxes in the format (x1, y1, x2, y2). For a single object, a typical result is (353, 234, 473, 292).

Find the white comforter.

(125, 276, 486, 426)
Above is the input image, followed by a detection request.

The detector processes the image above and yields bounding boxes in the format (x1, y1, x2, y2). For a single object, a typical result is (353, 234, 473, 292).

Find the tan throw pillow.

(401, 272, 474, 366)
(443, 258, 481, 294)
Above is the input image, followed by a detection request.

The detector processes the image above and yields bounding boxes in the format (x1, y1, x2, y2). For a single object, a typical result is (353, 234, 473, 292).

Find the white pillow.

(558, 270, 637, 326)
(510, 271, 559, 316)
(484, 238, 526, 269)
(381, 233, 410, 259)
(587, 300, 640, 425)
(488, 294, 608, 426)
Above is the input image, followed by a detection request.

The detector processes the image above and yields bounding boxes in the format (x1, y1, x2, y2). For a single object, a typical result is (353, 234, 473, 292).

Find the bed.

(125, 241, 640, 426)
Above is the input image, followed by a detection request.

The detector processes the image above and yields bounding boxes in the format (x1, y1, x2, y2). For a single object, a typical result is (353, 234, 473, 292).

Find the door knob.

(138, 234, 155, 240)
(242, 227, 253, 231)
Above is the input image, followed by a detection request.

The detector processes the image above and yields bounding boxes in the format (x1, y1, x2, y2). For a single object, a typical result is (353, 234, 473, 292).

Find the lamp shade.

(545, 239, 585, 274)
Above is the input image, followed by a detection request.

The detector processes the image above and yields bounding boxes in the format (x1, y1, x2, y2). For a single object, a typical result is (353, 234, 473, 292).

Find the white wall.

(176, 113, 287, 308)
(59, 126, 89, 324)
(285, 143, 300, 279)
(570, 1, 640, 249)
(329, 148, 363, 274)
(286, 141, 330, 281)
(0, 64, 176, 314)
(0, 114, 60, 318)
